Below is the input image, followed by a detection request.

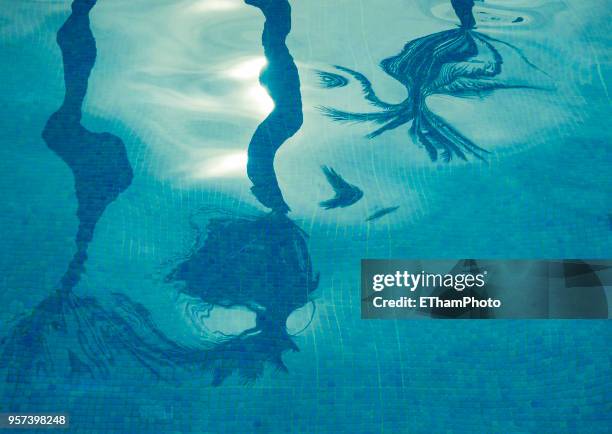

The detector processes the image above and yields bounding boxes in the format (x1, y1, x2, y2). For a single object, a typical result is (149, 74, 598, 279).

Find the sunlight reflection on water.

(0, 1, 610, 428)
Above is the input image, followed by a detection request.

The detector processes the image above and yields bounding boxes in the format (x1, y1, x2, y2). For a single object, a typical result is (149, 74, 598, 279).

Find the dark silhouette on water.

(3, 211, 320, 397)
(318, 0, 549, 162)
(366, 206, 400, 222)
(164, 0, 318, 384)
(167, 210, 318, 384)
(2, 0, 318, 399)
(42, 0, 133, 292)
(160, 0, 319, 383)
(246, 0, 303, 213)
(319, 166, 363, 210)
(451, 0, 476, 29)
(0, 0, 141, 408)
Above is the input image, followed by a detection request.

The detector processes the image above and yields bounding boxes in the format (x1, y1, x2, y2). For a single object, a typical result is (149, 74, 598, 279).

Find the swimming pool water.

(0, 0, 610, 432)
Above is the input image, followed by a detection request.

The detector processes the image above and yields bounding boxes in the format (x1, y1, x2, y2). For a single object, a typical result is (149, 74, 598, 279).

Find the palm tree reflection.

(318, 0, 550, 161)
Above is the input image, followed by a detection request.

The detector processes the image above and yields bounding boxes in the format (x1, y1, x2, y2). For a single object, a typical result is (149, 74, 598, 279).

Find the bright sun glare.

(191, 58, 274, 179)
(228, 57, 275, 115)
(194, 151, 248, 179)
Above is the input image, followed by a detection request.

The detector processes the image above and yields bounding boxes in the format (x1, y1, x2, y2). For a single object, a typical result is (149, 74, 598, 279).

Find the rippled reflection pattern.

(318, 0, 551, 161)
(246, 0, 302, 213)
(2, 0, 319, 396)
(0, 0, 610, 431)
(168, 210, 318, 384)
(43, 0, 133, 292)
(1, 0, 169, 405)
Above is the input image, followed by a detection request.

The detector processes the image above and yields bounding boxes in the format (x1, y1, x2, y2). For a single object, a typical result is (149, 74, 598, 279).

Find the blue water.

(0, 0, 610, 432)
